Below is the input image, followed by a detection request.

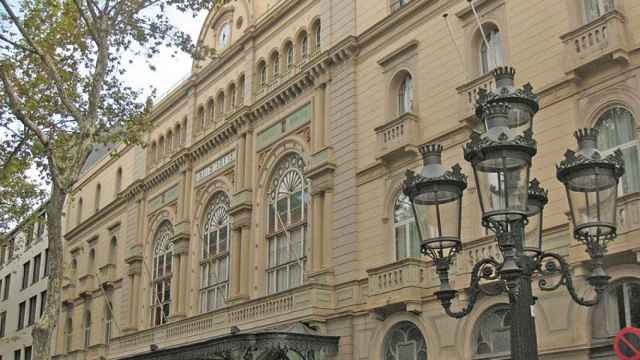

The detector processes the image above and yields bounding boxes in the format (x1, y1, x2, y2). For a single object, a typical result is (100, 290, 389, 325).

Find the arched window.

(182, 117, 188, 144)
(158, 136, 165, 160)
(201, 192, 231, 312)
(218, 22, 231, 49)
(168, 130, 174, 153)
(299, 32, 309, 62)
(383, 321, 427, 360)
(105, 293, 113, 345)
(313, 20, 321, 51)
(64, 314, 73, 353)
(109, 237, 118, 267)
(152, 221, 174, 326)
(207, 98, 215, 127)
(229, 83, 237, 111)
(271, 52, 280, 79)
(258, 61, 267, 88)
(88, 248, 95, 275)
(472, 305, 511, 358)
(398, 74, 414, 115)
(115, 167, 123, 194)
(479, 24, 504, 75)
(217, 93, 225, 118)
(596, 106, 640, 194)
(605, 280, 640, 331)
(394, 193, 420, 259)
(266, 153, 309, 294)
(198, 105, 206, 132)
(584, 0, 614, 23)
(150, 142, 157, 165)
(95, 183, 101, 212)
(83, 309, 91, 349)
(238, 75, 245, 105)
(77, 197, 83, 226)
(285, 42, 294, 71)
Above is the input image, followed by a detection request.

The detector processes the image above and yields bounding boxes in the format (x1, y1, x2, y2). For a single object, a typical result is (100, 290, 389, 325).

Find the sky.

(125, 8, 208, 100)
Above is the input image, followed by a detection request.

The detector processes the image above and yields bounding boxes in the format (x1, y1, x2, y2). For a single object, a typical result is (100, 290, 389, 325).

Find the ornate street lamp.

(403, 144, 467, 299)
(402, 66, 625, 360)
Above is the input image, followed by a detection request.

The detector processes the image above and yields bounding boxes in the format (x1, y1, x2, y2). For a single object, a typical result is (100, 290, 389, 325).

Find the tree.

(0, 0, 220, 357)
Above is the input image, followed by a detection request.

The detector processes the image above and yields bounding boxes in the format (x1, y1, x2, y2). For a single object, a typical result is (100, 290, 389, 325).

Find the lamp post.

(403, 67, 625, 360)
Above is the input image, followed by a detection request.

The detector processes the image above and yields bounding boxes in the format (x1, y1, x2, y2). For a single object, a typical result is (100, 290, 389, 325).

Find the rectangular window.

(584, 0, 615, 22)
(17, 301, 25, 330)
(13, 349, 20, 360)
(0, 311, 6, 337)
(3, 275, 10, 300)
(23, 347, 31, 360)
(27, 296, 36, 326)
(32, 254, 41, 284)
(40, 291, 47, 318)
(21, 262, 30, 290)
(43, 249, 49, 277)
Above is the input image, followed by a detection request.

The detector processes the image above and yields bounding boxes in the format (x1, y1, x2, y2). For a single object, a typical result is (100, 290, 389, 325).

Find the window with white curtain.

(605, 281, 640, 331)
(584, 0, 614, 23)
(83, 309, 91, 350)
(479, 25, 504, 75)
(200, 192, 230, 313)
(383, 321, 427, 360)
(266, 153, 309, 294)
(596, 106, 640, 194)
(398, 74, 414, 115)
(472, 305, 511, 359)
(151, 221, 173, 326)
(394, 193, 421, 260)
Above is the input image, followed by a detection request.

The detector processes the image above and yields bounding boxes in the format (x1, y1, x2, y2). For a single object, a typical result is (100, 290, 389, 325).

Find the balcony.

(457, 236, 503, 275)
(374, 113, 421, 162)
(78, 273, 97, 296)
(366, 258, 436, 313)
(456, 72, 495, 120)
(560, 10, 631, 76)
(98, 263, 117, 286)
(62, 282, 77, 303)
(108, 283, 332, 359)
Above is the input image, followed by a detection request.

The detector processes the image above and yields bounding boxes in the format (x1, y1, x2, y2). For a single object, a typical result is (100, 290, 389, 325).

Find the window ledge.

(374, 112, 421, 163)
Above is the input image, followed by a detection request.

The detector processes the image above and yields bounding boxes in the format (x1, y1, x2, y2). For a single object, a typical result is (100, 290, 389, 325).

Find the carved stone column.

(124, 244, 142, 332)
(228, 190, 252, 302)
(170, 235, 190, 319)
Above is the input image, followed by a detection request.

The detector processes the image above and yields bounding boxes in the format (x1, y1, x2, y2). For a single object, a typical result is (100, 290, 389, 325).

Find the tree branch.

(0, 0, 85, 123)
(0, 130, 27, 176)
(71, 0, 98, 41)
(0, 34, 37, 55)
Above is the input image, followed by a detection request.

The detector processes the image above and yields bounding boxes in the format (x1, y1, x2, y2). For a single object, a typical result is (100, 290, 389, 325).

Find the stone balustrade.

(560, 10, 630, 75)
(366, 258, 435, 311)
(108, 284, 331, 359)
(456, 72, 495, 120)
(374, 113, 420, 162)
(459, 236, 503, 275)
(97, 263, 117, 286)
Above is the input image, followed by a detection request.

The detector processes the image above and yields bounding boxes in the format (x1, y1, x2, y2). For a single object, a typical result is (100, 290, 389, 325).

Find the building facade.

(0, 208, 50, 360)
(52, 0, 640, 359)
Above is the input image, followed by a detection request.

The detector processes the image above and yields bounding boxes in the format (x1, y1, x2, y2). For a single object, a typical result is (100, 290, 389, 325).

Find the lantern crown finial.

(492, 66, 516, 87)
(419, 144, 443, 166)
(575, 128, 599, 150)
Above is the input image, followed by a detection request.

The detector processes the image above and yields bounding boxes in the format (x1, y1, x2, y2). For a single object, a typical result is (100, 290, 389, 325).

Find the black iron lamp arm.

(436, 257, 505, 318)
(536, 251, 603, 307)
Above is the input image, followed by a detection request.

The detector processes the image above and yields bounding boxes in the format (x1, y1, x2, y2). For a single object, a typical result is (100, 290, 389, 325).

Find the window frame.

(393, 192, 421, 260)
(479, 25, 504, 75)
(382, 321, 428, 360)
(471, 304, 512, 359)
(151, 221, 174, 326)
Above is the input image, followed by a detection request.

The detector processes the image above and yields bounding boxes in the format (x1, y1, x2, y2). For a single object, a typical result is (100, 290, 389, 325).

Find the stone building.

(52, 0, 640, 359)
(0, 206, 50, 360)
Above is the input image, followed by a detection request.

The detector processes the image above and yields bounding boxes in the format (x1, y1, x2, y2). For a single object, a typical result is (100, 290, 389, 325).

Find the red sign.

(614, 327, 640, 360)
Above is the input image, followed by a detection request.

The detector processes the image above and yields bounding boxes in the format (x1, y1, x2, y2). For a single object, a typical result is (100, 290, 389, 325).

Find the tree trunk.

(32, 181, 66, 359)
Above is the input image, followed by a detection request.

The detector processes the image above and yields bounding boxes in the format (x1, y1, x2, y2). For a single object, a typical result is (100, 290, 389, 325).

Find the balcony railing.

(108, 284, 331, 359)
(98, 263, 117, 286)
(374, 112, 420, 162)
(366, 258, 436, 311)
(62, 282, 77, 303)
(560, 10, 630, 75)
(457, 236, 503, 275)
(456, 72, 495, 120)
(78, 274, 97, 295)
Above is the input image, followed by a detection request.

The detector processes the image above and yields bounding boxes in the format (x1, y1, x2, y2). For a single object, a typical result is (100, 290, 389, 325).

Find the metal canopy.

(120, 324, 340, 360)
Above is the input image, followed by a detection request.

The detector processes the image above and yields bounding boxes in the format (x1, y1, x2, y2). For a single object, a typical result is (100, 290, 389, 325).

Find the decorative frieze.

(194, 151, 236, 184)
(256, 103, 312, 151)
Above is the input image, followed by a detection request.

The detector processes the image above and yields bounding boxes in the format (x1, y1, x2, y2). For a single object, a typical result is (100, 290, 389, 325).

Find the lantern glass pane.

(474, 153, 530, 222)
(566, 167, 617, 238)
(413, 184, 461, 241)
(506, 103, 533, 135)
(524, 210, 542, 251)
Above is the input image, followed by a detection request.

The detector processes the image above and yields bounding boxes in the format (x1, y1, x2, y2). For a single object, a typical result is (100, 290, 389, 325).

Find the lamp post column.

(508, 222, 539, 360)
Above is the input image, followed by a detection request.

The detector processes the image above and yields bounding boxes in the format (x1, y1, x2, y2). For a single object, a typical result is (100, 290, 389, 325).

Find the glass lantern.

(523, 179, 548, 256)
(557, 128, 625, 256)
(403, 144, 467, 263)
(465, 102, 537, 228)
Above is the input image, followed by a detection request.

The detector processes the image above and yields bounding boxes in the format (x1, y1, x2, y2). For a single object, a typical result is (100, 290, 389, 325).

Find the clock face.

(218, 23, 231, 48)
